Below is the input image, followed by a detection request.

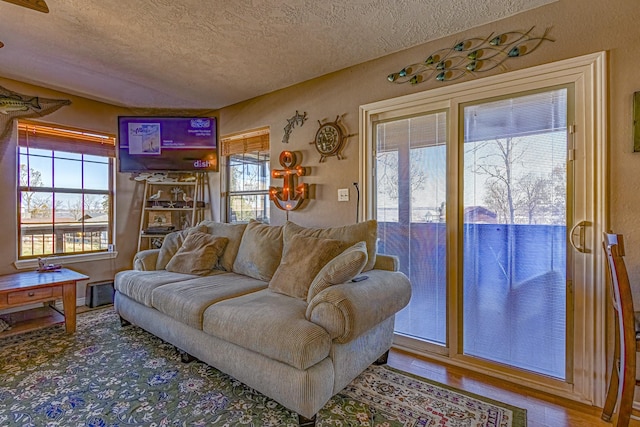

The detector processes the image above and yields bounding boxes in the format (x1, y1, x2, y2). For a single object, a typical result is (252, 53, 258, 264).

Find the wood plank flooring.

(387, 348, 639, 427)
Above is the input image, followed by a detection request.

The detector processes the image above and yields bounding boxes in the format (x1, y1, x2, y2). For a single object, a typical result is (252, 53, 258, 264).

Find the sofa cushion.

(269, 234, 346, 300)
(232, 220, 283, 281)
(166, 233, 229, 275)
(284, 220, 377, 271)
(114, 270, 198, 307)
(306, 241, 368, 303)
(151, 273, 268, 329)
(202, 289, 331, 370)
(197, 221, 247, 272)
(156, 225, 207, 270)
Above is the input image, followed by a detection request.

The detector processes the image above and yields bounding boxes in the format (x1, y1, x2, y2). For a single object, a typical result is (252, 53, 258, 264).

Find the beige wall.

(0, 0, 639, 297)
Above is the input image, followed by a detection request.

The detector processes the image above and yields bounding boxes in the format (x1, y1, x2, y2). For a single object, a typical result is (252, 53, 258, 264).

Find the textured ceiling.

(0, 0, 555, 109)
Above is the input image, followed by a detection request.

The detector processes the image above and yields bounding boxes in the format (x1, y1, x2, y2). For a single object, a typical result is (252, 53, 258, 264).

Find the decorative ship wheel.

(310, 116, 354, 162)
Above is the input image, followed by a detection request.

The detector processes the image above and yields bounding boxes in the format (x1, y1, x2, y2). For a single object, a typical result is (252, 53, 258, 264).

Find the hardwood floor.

(387, 348, 639, 427)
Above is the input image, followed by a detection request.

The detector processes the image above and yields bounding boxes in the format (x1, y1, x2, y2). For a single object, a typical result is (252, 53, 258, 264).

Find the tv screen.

(117, 116, 218, 172)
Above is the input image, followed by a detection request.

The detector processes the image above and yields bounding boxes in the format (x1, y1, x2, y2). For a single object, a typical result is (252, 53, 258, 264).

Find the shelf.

(137, 173, 206, 252)
(145, 207, 201, 211)
(145, 181, 197, 186)
(0, 306, 65, 338)
(145, 201, 205, 209)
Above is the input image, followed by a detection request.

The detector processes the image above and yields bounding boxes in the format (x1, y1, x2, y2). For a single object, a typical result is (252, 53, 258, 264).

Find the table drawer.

(7, 287, 61, 305)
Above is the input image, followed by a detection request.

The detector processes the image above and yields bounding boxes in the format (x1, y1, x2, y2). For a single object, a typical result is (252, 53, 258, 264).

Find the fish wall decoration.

(0, 95, 41, 114)
(0, 84, 71, 146)
(387, 26, 553, 86)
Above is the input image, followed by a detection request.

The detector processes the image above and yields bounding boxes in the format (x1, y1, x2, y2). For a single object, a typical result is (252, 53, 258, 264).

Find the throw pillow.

(233, 220, 284, 281)
(156, 225, 207, 270)
(269, 234, 346, 300)
(165, 232, 229, 275)
(283, 219, 377, 272)
(306, 241, 368, 303)
(197, 221, 247, 271)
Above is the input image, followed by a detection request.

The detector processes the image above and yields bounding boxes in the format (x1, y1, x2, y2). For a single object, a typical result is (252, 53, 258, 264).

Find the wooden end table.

(0, 268, 89, 335)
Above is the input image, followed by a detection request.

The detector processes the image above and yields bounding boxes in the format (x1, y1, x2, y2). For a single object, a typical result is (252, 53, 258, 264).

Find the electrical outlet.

(338, 188, 349, 202)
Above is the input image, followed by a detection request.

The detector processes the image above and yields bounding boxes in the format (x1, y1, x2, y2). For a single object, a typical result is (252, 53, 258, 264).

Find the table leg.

(62, 282, 77, 333)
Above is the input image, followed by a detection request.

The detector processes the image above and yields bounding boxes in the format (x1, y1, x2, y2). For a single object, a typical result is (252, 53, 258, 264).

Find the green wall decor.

(387, 26, 553, 86)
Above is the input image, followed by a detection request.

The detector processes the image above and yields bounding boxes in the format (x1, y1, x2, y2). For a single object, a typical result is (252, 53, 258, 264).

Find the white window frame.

(14, 121, 117, 269)
(220, 128, 271, 224)
(226, 151, 270, 223)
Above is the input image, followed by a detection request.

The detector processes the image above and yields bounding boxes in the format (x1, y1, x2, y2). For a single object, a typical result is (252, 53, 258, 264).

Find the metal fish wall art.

(0, 95, 41, 114)
(387, 26, 553, 86)
(0, 84, 71, 145)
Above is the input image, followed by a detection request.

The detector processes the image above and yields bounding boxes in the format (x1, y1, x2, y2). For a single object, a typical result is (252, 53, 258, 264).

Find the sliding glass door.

(375, 88, 571, 379)
(461, 89, 569, 379)
(377, 112, 447, 345)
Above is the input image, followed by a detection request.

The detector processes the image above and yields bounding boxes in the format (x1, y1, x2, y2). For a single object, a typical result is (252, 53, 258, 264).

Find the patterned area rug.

(0, 308, 526, 426)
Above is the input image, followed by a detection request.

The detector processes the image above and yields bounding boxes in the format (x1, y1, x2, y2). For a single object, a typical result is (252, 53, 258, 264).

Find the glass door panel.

(376, 112, 447, 345)
(462, 89, 568, 378)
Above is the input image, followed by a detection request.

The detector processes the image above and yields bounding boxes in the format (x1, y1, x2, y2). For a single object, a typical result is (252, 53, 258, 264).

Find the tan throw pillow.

(269, 234, 346, 300)
(165, 233, 229, 276)
(197, 221, 247, 271)
(306, 241, 368, 303)
(156, 225, 207, 270)
(233, 220, 284, 281)
(283, 220, 377, 272)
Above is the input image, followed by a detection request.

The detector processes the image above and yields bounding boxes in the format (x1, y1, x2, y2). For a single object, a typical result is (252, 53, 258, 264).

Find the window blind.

(221, 128, 269, 156)
(463, 90, 567, 143)
(377, 113, 447, 152)
(17, 121, 116, 157)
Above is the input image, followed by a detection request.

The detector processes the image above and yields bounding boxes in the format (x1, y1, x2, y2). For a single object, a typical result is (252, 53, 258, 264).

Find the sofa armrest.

(305, 269, 411, 344)
(133, 249, 160, 271)
(373, 254, 398, 271)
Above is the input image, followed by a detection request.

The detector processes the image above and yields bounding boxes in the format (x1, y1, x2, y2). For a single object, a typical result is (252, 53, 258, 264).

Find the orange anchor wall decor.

(269, 151, 309, 211)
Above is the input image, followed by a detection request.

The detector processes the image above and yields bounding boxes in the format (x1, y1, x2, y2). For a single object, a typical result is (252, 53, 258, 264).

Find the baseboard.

(632, 402, 640, 420)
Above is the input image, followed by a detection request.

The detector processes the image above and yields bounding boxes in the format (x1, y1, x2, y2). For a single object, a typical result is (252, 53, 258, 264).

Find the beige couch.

(114, 219, 411, 425)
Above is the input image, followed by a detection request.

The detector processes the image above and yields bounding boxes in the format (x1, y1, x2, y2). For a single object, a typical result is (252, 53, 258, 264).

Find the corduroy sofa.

(114, 219, 411, 425)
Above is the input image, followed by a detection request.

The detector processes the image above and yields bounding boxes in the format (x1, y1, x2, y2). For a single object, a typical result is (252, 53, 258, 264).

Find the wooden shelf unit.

(137, 173, 206, 251)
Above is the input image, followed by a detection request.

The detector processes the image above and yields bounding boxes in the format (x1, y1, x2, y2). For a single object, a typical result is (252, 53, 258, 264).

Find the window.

(17, 121, 115, 259)
(221, 128, 270, 223)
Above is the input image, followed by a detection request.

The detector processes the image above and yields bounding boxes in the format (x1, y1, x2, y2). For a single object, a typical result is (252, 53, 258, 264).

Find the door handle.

(570, 220, 591, 253)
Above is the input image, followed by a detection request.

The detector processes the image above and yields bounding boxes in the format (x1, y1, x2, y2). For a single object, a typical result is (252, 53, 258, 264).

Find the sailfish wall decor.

(0, 84, 71, 145)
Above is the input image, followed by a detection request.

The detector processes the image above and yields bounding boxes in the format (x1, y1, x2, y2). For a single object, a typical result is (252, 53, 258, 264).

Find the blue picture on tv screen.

(117, 116, 218, 172)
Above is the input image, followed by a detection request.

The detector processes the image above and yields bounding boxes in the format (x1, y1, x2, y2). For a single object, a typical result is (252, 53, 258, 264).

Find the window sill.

(14, 251, 118, 270)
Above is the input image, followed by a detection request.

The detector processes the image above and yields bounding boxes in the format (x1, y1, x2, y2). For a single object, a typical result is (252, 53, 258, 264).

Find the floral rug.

(0, 308, 526, 426)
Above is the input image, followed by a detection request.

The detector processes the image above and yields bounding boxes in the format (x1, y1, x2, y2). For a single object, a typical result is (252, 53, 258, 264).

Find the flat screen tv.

(117, 116, 218, 172)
